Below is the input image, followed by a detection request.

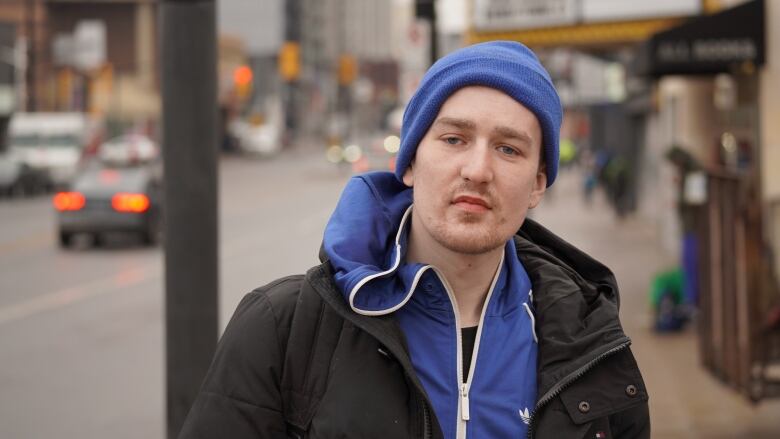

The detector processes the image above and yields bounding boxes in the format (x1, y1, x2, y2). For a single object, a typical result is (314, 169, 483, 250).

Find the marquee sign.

(643, 0, 764, 76)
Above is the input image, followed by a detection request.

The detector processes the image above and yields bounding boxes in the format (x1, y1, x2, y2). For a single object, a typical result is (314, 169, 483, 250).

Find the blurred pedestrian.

(179, 41, 649, 439)
(581, 148, 597, 206)
(604, 154, 630, 218)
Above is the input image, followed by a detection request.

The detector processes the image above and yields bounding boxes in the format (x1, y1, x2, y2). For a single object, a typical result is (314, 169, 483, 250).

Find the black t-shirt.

(461, 326, 478, 382)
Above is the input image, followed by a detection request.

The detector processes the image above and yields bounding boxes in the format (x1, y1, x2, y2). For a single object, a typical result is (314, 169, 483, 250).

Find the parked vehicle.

(230, 97, 284, 156)
(231, 118, 282, 156)
(54, 134, 163, 248)
(8, 112, 97, 189)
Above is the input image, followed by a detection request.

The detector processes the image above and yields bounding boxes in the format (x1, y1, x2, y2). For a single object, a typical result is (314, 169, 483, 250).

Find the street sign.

(582, 0, 699, 22)
(73, 20, 106, 72)
(473, 0, 577, 31)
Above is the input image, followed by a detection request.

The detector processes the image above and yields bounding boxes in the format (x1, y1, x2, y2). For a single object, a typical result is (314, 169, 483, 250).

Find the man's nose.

(459, 142, 493, 183)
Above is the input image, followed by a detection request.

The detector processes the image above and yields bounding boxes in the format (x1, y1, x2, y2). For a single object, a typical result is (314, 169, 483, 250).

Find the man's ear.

(402, 163, 414, 187)
(528, 163, 547, 209)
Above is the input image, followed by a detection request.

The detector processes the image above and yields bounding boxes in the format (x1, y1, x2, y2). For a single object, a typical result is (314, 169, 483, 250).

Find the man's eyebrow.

(493, 126, 533, 145)
(431, 117, 476, 131)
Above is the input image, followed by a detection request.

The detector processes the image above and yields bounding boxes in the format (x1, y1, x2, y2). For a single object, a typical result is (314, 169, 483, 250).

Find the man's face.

(402, 86, 547, 255)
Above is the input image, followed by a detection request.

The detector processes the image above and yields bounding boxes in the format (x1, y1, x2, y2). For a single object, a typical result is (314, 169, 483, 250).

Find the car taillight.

(111, 193, 150, 213)
(53, 192, 86, 211)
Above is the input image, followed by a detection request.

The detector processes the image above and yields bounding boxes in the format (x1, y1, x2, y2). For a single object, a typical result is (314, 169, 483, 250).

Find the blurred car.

(53, 134, 163, 248)
(230, 97, 284, 156)
(231, 118, 281, 156)
(8, 112, 98, 189)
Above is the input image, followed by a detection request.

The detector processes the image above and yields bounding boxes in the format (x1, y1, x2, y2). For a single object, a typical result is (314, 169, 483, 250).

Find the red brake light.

(53, 192, 86, 211)
(111, 193, 150, 213)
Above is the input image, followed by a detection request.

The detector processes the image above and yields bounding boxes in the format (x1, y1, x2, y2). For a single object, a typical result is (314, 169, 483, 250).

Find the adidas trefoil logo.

(518, 408, 531, 425)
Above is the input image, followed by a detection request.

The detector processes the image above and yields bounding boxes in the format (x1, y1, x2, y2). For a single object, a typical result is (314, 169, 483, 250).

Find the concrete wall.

(642, 76, 720, 256)
(759, 0, 780, 279)
(761, 0, 780, 201)
(657, 77, 719, 163)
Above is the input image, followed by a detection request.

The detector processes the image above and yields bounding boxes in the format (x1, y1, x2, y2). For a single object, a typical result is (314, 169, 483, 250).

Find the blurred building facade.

(283, 0, 411, 142)
(0, 0, 159, 138)
(637, 0, 778, 400)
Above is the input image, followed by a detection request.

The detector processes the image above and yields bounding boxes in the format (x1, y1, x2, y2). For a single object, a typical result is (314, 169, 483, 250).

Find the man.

(180, 41, 649, 439)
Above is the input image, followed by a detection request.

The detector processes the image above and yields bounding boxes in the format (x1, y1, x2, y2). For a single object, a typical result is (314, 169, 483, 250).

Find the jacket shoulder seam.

(250, 275, 305, 299)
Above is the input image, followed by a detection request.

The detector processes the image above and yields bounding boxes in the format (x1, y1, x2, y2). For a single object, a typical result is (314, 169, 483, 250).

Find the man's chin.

(433, 228, 507, 256)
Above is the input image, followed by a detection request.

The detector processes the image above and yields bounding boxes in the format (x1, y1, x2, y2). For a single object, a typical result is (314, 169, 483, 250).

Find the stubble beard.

(426, 211, 509, 255)
(415, 181, 514, 255)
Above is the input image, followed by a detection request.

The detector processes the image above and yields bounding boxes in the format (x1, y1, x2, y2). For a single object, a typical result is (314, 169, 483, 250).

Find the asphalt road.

(0, 150, 351, 439)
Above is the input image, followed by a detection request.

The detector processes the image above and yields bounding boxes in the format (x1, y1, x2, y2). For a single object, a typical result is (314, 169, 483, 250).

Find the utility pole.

(25, 0, 36, 111)
(416, 0, 438, 65)
(282, 0, 302, 144)
(159, 1, 219, 437)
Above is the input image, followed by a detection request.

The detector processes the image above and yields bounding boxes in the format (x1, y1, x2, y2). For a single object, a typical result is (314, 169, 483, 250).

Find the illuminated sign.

(473, 0, 577, 31)
(472, 0, 699, 32)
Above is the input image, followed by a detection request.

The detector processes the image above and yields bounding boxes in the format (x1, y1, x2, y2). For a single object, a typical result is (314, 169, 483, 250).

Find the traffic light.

(233, 65, 253, 99)
(278, 41, 301, 82)
(338, 54, 357, 86)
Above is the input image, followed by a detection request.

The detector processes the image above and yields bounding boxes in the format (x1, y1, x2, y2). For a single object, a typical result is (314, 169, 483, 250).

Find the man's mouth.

(452, 195, 491, 213)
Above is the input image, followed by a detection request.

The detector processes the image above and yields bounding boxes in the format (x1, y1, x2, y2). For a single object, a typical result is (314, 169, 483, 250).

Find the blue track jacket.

(323, 172, 538, 439)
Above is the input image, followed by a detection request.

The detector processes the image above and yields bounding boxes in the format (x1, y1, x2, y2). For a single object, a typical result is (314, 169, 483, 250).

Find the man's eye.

(444, 137, 461, 145)
(498, 145, 519, 156)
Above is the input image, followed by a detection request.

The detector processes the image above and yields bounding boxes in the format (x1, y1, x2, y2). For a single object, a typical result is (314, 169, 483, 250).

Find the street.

(0, 149, 350, 438)
(1, 147, 779, 438)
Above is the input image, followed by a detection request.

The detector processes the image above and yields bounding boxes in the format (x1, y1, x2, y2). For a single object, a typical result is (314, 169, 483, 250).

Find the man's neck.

(405, 220, 504, 328)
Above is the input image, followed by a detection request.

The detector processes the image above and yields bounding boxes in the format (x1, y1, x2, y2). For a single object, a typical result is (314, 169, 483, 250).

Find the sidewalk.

(533, 169, 780, 438)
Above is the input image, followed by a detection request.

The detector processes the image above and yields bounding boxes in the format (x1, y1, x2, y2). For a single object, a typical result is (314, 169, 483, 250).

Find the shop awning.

(636, 0, 765, 77)
(467, 17, 683, 49)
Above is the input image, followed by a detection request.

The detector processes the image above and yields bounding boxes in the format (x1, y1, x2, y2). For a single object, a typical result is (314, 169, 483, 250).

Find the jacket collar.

(515, 218, 629, 398)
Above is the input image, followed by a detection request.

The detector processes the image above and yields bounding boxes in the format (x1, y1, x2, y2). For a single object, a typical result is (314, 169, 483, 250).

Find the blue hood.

(323, 171, 424, 314)
(323, 171, 535, 320)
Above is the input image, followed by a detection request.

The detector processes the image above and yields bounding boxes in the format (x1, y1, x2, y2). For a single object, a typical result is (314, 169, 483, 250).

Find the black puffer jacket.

(180, 219, 649, 438)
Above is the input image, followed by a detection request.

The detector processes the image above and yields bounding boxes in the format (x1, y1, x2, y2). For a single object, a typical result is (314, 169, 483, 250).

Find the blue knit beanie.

(395, 41, 562, 187)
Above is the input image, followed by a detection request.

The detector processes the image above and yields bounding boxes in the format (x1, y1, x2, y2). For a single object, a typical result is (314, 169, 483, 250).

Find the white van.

(8, 113, 92, 187)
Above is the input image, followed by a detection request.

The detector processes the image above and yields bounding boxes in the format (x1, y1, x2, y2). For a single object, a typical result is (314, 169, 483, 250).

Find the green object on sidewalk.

(650, 268, 685, 307)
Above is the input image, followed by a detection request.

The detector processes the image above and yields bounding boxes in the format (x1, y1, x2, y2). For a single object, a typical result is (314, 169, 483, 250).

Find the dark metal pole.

(25, 0, 35, 111)
(283, 0, 301, 143)
(415, 0, 438, 65)
(160, 1, 218, 438)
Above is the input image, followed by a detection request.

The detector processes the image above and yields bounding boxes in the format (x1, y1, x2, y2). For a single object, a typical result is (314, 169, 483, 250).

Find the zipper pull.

(461, 383, 470, 421)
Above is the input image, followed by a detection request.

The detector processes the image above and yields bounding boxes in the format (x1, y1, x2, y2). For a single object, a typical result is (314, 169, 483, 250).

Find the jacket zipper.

(433, 256, 504, 439)
(525, 341, 631, 439)
(438, 272, 467, 439)
(422, 401, 432, 439)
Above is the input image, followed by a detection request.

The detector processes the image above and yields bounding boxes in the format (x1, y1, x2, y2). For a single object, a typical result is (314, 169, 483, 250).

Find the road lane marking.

(0, 206, 333, 326)
(0, 230, 52, 256)
(0, 265, 159, 326)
